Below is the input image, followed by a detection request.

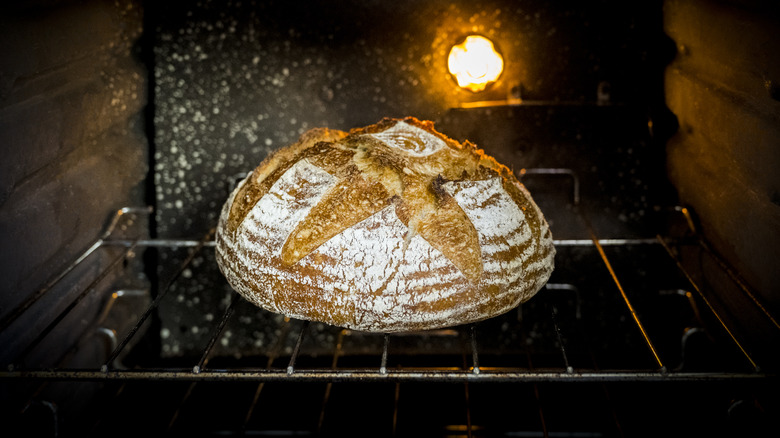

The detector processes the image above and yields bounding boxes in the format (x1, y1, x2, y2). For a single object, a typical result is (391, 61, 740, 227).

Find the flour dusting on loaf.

(216, 117, 555, 332)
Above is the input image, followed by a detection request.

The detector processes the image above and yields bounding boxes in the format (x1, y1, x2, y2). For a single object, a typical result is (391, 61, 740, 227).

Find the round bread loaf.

(215, 117, 555, 332)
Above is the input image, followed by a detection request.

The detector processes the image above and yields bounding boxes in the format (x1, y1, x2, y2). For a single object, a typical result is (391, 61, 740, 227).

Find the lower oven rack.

(1, 202, 776, 385)
(3, 170, 778, 437)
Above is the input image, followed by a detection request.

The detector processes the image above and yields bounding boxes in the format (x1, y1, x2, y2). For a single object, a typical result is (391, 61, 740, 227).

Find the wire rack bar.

(156, 290, 240, 431)
(194, 291, 239, 373)
(589, 234, 665, 371)
(675, 207, 780, 332)
(102, 239, 217, 248)
(101, 228, 215, 372)
(240, 320, 295, 433)
(0, 207, 151, 333)
(12, 242, 138, 368)
(317, 329, 349, 434)
(701, 244, 780, 331)
(380, 334, 390, 374)
(576, 205, 666, 371)
(469, 325, 480, 375)
(657, 236, 760, 371)
(167, 381, 197, 431)
(286, 321, 310, 375)
(550, 304, 574, 374)
(520, 167, 580, 205)
(3, 369, 767, 383)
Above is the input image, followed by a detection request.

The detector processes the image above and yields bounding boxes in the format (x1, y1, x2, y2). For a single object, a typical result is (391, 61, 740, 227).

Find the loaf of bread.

(215, 117, 555, 332)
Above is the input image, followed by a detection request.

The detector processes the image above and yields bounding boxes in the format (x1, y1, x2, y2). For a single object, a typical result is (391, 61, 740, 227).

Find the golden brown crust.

(215, 117, 555, 332)
(281, 170, 391, 266)
(415, 183, 482, 282)
(226, 128, 348, 233)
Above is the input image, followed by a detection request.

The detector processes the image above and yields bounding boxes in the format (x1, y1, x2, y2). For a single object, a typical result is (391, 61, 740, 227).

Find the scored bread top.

(216, 117, 555, 332)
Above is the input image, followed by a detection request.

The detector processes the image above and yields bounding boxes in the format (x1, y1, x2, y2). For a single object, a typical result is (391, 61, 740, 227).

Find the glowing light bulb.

(448, 35, 504, 92)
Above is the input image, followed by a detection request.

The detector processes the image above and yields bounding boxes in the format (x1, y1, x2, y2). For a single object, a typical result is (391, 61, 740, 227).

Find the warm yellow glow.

(448, 35, 504, 92)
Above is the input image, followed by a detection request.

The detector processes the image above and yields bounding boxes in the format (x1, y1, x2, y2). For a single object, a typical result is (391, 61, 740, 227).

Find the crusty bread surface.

(215, 117, 555, 332)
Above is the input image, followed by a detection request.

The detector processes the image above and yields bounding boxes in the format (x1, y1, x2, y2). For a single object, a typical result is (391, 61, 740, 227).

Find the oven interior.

(1, 0, 778, 437)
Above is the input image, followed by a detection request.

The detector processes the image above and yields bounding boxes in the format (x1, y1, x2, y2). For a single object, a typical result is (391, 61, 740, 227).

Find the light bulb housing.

(448, 35, 504, 92)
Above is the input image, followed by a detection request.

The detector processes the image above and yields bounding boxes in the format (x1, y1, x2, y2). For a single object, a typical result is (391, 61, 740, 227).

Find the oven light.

(448, 35, 504, 92)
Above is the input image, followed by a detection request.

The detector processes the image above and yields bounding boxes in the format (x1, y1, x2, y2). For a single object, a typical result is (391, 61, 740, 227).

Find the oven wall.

(663, 0, 780, 305)
(0, 1, 147, 335)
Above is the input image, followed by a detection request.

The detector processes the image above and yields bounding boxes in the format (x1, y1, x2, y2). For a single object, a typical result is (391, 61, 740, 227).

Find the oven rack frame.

(1, 172, 777, 385)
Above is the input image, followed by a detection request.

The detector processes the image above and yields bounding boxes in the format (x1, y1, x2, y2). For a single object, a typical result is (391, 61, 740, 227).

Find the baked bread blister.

(215, 117, 555, 332)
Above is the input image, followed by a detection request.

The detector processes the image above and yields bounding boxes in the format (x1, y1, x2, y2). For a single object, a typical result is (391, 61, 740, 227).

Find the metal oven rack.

(1, 170, 777, 436)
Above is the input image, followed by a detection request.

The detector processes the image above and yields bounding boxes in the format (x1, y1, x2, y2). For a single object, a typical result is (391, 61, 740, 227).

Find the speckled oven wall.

(150, 0, 672, 356)
(152, 0, 670, 238)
